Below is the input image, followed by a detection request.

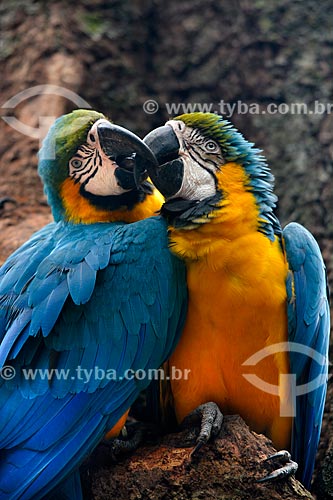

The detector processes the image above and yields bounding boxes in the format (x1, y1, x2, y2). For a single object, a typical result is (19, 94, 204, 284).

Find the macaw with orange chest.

(142, 112, 330, 489)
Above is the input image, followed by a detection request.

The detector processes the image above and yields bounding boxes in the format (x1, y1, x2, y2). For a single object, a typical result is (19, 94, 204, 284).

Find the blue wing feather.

(284, 222, 330, 489)
(66, 260, 97, 305)
(0, 216, 187, 499)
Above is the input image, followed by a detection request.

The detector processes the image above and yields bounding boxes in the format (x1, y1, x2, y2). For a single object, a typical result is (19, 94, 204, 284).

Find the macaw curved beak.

(97, 122, 158, 190)
(143, 125, 184, 198)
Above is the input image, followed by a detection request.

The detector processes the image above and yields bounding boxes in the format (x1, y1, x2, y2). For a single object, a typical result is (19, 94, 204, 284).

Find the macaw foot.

(257, 450, 298, 483)
(181, 402, 224, 458)
(103, 422, 145, 458)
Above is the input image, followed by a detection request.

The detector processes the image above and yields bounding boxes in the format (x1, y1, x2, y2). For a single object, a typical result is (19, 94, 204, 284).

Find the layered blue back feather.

(284, 222, 330, 489)
(0, 216, 187, 499)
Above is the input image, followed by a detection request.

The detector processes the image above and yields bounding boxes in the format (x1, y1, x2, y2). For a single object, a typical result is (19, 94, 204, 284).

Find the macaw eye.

(205, 140, 219, 153)
(89, 133, 96, 143)
(71, 159, 83, 169)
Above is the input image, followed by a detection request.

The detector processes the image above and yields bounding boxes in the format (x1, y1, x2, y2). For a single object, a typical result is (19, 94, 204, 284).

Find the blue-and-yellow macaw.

(0, 110, 187, 499)
(142, 112, 330, 489)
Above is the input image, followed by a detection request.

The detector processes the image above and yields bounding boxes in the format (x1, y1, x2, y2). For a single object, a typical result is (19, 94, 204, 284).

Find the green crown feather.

(38, 109, 105, 221)
(175, 112, 281, 241)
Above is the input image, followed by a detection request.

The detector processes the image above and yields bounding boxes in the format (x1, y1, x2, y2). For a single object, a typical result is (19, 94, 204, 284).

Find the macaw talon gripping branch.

(257, 450, 298, 483)
(180, 402, 224, 458)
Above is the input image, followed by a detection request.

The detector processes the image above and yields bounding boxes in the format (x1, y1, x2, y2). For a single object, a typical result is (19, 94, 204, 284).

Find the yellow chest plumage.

(166, 163, 292, 449)
(168, 233, 291, 449)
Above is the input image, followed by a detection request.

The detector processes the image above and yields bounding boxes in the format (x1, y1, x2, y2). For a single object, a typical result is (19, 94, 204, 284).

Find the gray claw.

(264, 450, 291, 463)
(182, 402, 223, 458)
(103, 425, 144, 457)
(258, 450, 298, 483)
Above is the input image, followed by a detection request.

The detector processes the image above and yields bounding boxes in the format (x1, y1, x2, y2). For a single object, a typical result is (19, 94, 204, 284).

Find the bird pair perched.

(0, 109, 329, 499)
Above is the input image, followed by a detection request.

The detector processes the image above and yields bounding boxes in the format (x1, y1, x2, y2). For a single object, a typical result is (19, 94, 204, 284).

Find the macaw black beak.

(97, 122, 158, 190)
(143, 125, 184, 198)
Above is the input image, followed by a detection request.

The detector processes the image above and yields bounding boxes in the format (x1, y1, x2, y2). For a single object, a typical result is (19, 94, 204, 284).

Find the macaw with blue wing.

(141, 112, 330, 489)
(0, 110, 187, 499)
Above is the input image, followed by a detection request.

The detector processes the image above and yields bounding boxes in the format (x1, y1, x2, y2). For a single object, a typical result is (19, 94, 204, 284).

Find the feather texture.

(284, 222, 330, 488)
(0, 216, 187, 499)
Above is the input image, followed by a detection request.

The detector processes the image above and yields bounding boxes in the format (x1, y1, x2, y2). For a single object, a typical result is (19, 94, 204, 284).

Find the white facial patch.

(176, 155, 216, 201)
(82, 154, 127, 196)
(166, 120, 224, 201)
(68, 120, 129, 196)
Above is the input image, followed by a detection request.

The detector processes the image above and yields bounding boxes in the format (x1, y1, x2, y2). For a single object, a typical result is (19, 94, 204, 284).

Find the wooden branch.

(86, 416, 313, 500)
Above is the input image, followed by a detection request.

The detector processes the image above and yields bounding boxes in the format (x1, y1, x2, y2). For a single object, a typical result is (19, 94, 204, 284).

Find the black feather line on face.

(80, 182, 153, 211)
(161, 191, 223, 228)
(258, 211, 283, 247)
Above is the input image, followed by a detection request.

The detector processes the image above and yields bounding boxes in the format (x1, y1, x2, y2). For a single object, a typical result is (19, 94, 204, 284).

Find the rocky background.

(0, 0, 332, 498)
